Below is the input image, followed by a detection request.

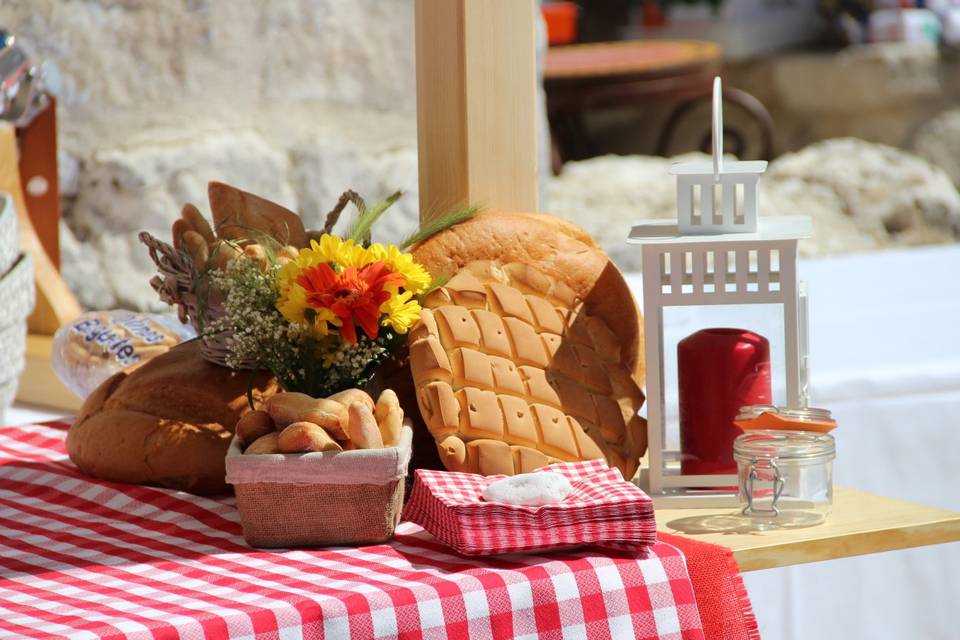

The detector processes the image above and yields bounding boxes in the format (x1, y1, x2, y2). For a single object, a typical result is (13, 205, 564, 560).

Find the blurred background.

(2, 2, 958, 639)
(2, 0, 959, 311)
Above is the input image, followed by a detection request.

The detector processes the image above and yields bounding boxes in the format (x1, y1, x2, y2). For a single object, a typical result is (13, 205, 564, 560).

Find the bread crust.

(408, 260, 647, 479)
(412, 211, 644, 382)
(66, 341, 277, 494)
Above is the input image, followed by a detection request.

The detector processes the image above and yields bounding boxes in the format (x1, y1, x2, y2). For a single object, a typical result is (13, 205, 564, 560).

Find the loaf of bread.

(51, 310, 193, 398)
(411, 211, 644, 383)
(208, 181, 307, 248)
(408, 260, 647, 479)
(66, 341, 278, 495)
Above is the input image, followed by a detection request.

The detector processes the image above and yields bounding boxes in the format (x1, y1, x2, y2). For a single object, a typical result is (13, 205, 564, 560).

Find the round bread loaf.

(412, 211, 644, 382)
(67, 341, 278, 495)
(408, 260, 647, 480)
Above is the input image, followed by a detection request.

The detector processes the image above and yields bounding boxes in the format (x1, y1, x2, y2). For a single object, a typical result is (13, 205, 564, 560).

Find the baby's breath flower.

(204, 256, 403, 396)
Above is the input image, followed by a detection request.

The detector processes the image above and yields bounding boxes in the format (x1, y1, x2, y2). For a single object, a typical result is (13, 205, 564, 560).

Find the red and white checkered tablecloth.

(0, 421, 706, 640)
(403, 461, 657, 555)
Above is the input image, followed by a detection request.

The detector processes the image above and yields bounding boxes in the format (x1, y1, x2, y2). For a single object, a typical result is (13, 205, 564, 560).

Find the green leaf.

(345, 190, 403, 244)
(399, 205, 480, 250)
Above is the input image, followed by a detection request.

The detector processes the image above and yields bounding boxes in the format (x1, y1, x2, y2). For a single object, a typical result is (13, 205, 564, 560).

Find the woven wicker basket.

(139, 231, 258, 369)
(0, 194, 34, 423)
(225, 422, 413, 548)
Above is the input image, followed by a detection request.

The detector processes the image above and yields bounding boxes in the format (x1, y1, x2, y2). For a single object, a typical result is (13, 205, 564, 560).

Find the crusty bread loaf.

(409, 260, 647, 479)
(412, 211, 644, 383)
(208, 181, 307, 247)
(67, 341, 277, 495)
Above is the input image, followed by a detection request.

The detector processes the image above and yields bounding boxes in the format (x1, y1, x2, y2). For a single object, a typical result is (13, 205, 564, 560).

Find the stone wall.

(2, 0, 422, 310)
(2, 1, 958, 310)
(548, 139, 960, 272)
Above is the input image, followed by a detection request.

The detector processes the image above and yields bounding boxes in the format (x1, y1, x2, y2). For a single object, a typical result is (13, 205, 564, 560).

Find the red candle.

(678, 328, 771, 475)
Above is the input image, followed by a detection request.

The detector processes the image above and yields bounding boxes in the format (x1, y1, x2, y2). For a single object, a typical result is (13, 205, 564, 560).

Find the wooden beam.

(415, 0, 539, 223)
(0, 124, 81, 335)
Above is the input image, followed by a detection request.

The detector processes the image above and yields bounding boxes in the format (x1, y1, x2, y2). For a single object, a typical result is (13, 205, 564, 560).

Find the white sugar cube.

(481, 471, 574, 506)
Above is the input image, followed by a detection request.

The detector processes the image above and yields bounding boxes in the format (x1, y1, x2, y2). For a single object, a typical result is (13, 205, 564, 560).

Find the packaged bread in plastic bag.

(52, 310, 196, 399)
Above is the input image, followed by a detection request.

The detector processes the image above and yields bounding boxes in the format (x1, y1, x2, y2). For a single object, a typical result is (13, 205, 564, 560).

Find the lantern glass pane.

(644, 303, 790, 451)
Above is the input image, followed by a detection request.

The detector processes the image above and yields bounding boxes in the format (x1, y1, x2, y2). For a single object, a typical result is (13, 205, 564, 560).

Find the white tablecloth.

(629, 245, 960, 640)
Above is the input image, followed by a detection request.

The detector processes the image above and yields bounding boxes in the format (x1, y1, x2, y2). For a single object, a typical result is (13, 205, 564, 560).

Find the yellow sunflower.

(380, 287, 422, 334)
(367, 243, 432, 294)
(312, 234, 374, 269)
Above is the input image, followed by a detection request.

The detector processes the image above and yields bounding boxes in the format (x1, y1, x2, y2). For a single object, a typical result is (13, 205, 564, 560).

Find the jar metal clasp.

(741, 457, 785, 517)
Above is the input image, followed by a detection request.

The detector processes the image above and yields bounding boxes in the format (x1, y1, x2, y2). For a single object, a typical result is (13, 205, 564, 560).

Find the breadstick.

(347, 402, 383, 449)
(375, 389, 403, 447)
(182, 230, 210, 270)
(172, 218, 191, 250)
(181, 202, 216, 243)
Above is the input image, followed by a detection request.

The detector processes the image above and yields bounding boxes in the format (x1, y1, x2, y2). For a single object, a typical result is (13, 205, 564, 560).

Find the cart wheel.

(657, 86, 774, 161)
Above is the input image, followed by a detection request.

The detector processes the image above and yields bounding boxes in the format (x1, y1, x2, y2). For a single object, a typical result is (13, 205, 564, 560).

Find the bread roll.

(375, 390, 403, 447)
(246, 432, 281, 455)
(236, 410, 274, 446)
(67, 341, 277, 494)
(347, 403, 383, 449)
(329, 388, 375, 414)
(277, 421, 342, 453)
(265, 393, 346, 439)
(51, 310, 190, 399)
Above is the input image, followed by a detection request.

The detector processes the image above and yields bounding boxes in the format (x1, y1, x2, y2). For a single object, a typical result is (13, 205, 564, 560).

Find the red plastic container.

(678, 328, 772, 475)
(542, 2, 579, 46)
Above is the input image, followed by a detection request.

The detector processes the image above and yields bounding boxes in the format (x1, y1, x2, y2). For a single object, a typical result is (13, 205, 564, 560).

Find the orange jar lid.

(735, 405, 837, 434)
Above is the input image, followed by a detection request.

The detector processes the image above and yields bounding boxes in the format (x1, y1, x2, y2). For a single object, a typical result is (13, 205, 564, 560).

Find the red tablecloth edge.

(659, 532, 761, 640)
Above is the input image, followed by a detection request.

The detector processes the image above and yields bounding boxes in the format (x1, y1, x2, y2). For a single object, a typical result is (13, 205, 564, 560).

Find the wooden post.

(0, 124, 81, 335)
(17, 96, 61, 269)
(415, 0, 539, 223)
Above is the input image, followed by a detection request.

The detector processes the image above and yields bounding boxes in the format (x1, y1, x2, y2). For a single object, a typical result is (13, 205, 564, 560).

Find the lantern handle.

(712, 76, 723, 182)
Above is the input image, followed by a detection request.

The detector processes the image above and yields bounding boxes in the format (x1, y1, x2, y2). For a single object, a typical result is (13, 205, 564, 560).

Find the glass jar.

(733, 429, 836, 530)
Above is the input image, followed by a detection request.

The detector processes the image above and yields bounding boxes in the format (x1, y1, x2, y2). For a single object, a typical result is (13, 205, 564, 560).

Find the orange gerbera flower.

(296, 261, 404, 344)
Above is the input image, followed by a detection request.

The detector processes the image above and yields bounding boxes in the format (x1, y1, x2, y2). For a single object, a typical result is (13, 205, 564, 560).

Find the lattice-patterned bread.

(409, 260, 647, 479)
(411, 211, 644, 384)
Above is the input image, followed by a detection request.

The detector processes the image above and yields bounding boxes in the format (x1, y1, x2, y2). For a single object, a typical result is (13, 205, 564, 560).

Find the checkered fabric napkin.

(0, 420, 706, 640)
(402, 460, 657, 555)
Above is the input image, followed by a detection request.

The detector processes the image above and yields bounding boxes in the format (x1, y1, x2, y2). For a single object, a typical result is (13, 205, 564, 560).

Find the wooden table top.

(544, 40, 722, 81)
(656, 487, 960, 571)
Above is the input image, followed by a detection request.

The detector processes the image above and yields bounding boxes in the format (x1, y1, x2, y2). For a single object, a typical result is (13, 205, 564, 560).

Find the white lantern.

(627, 78, 812, 507)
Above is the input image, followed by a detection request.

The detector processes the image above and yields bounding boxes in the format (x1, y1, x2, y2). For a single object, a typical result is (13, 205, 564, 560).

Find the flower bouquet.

(210, 231, 430, 397)
(141, 184, 473, 396)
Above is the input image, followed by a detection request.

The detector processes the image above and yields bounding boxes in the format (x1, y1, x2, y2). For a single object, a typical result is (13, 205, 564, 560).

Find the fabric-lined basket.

(225, 422, 413, 548)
